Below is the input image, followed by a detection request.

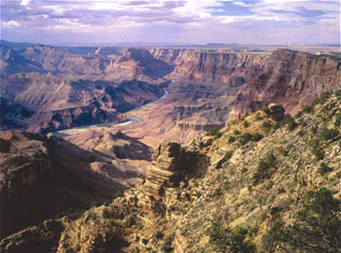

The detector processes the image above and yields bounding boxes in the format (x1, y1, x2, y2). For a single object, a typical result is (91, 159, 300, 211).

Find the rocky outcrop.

(1, 74, 164, 132)
(65, 130, 152, 161)
(150, 48, 267, 85)
(1, 92, 340, 252)
(0, 130, 138, 238)
(142, 142, 182, 198)
(231, 49, 341, 118)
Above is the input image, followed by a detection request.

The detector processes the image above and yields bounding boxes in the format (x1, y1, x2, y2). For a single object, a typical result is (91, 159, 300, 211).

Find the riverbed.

(52, 88, 168, 137)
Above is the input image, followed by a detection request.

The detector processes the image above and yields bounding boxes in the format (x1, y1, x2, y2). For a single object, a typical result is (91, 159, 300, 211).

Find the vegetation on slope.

(1, 91, 340, 252)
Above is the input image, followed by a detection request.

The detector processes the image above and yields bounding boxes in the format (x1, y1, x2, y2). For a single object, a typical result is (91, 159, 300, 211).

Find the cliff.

(3, 91, 340, 253)
(0, 129, 148, 238)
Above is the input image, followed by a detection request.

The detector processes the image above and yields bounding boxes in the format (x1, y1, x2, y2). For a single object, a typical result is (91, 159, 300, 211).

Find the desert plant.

(251, 133, 263, 141)
(228, 136, 236, 143)
(253, 152, 277, 185)
(262, 121, 272, 130)
(162, 234, 174, 252)
(208, 128, 223, 139)
(318, 163, 333, 175)
(239, 133, 253, 145)
(321, 128, 338, 141)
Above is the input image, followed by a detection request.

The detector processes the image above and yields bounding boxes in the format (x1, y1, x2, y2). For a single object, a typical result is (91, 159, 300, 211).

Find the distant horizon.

(2, 39, 340, 49)
(1, 1, 340, 46)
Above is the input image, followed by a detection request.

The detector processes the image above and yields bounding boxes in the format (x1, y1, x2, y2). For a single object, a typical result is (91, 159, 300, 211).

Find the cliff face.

(231, 49, 341, 119)
(2, 92, 340, 253)
(1, 42, 340, 144)
(0, 130, 149, 238)
(150, 48, 266, 85)
(1, 75, 164, 132)
(125, 48, 341, 146)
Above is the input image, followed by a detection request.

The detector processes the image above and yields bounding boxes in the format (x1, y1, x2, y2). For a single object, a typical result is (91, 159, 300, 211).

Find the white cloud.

(20, 0, 30, 6)
(2, 20, 20, 27)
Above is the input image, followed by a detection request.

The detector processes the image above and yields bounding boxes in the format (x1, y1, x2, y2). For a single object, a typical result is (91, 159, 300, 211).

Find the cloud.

(2, 20, 20, 27)
(1, 0, 339, 45)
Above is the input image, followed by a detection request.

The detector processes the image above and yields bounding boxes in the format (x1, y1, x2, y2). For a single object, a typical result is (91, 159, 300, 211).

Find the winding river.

(53, 88, 169, 137)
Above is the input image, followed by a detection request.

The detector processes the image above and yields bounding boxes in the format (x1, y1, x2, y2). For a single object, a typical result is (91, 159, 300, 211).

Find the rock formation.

(1, 92, 340, 252)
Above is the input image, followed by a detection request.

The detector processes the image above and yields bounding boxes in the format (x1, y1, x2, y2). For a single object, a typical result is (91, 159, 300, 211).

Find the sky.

(1, 0, 340, 46)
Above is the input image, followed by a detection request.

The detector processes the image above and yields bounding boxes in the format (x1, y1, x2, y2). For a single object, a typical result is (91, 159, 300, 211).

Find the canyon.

(0, 40, 340, 252)
(1, 41, 340, 147)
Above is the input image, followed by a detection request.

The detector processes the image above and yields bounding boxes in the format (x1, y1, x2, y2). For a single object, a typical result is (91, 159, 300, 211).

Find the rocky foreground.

(1, 91, 340, 252)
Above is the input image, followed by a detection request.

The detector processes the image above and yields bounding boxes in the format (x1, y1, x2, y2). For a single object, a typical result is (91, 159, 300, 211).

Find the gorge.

(0, 40, 340, 252)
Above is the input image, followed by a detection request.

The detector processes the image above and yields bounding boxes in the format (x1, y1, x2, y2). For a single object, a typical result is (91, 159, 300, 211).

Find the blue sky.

(1, 0, 340, 46)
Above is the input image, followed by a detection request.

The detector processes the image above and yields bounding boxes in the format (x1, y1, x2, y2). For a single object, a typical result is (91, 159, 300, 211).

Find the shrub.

(228, 136, 236, 143)
(318, 163, 333, 175)
(253, 152, 277, 185)
(255, 112, 263, 121)
(310, 139, 325, 160)
(251, 133, 263, 141)
(321, 128, 338, 141)
(302, 105, 313, 114)
(261, 104, 270, 114)
(312, 124, 318, 134)
(155, 231, 164, 240)
(320, 91, 331, 103)
(285, 188, 341, 253)
(209, 223, 256, 253)
(208, 128, 223, 139)
(239, 133, 253, 145)
(234, 129, 241, 135)
(262, 121, 272, 129)
(335, 113, 341, 128)
(287, 118, 298, 131)
(153, 201, 166, 217)
(262, 220, 286, 252)
(224, 151, 234, 160)
(280, 114, 293, 125)
(263, 188, 341, 253)
(243, 120, 249, 128)
(162, 234, 174, 252)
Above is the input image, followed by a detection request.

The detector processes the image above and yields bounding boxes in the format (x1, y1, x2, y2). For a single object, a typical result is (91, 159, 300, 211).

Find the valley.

(0, 40, 340, 252)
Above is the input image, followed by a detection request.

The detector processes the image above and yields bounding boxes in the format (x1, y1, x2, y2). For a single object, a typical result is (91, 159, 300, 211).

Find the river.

(52, 88, 169, 137)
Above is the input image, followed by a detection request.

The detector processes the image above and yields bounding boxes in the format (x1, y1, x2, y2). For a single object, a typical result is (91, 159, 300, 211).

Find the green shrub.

(239, 133, 253, 145)
(263, 188, 341, 253)
(251, 133, 263, 141)
(234, 129, 241, 135)
(208, 128, 223, 139)
(162, 234, 174, 252)
(287, 118, 298, 131)
(255, 112, 263, 121)
(312, 124, 318, 134)
(243, 120, 249, 128)
(262, 220, 286, 252)
(280, 114, 293, 125)
(261, 104, 270, 114)
(320, 91, 331, 103)
(228, 136, 236, 143)
(335, 113, 341, 128)
(153, 201, 166, 217)
(302, 105, 313, 114)
(262, 121, 272, 129)
(253, 152, 277, 185)
(224, 151, 234, 160)
(285, 188, 341, 253)
(155, 231, 164, 240)
(321, 128, 338, 141)
(310, 139, 325, 160)
(209, 223, 256, 253)
(318, 163, 333, 175)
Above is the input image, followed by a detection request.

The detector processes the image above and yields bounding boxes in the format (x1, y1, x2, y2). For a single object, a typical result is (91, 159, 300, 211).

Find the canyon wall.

(1, 42, 340, 141)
